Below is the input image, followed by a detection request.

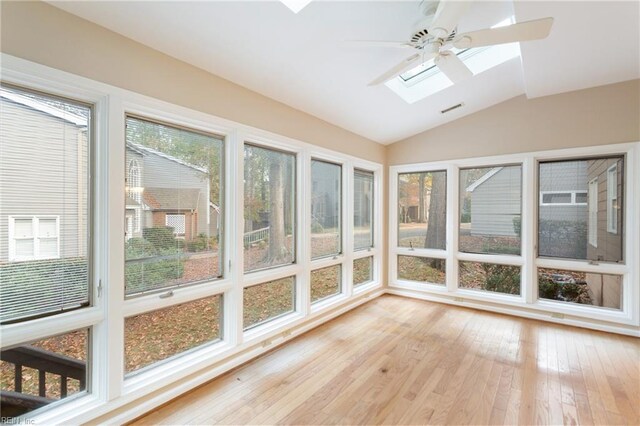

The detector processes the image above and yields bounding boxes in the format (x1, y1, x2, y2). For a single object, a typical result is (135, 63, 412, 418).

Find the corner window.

(124, 115, 224, 296)
(0, 85, 91, 324)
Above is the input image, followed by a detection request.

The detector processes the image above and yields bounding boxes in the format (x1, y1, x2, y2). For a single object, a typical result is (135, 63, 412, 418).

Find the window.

(540, 191, 588, 205)
(8, 216, 59, 261)
(0, 328, 89, 420)
(311, 160, 341, 259)
(538, 268, 622, 310)
(243, 277, 296, 329)
(459, 165, 522, 255)
(353, 256, 373, 287)
(0, 85, 91, 324)
(459, 261, 521, 296)
(124, 295, 222, 374)
(397, 255, 446, 285)
(539, 157, 623, 262)
(398, 170, 446, 250)
(354, 169, 374, 250)
(244, 144, 296, 272)
(124, 116, 224, 296)
(311, 264, 342, 303)
(588, 178, 598, 247)
(607, 164, 618, 233)
(165, 213, 186, 236)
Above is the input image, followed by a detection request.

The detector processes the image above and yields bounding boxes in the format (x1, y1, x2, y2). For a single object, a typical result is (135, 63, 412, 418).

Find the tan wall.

(0, 1, 385, 164)
(387, 80, 640, 165)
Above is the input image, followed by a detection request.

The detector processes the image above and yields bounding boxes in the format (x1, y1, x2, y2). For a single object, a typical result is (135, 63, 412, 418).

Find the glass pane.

(459, 166, 522, 255)
(14, 239, 34, 257)
(39, 219, 57, 237)
(353, 256, 373, 287)
(354, 170, 374, 250)
(244, 277, 295, 329)
(543, 193, 571, 204)
(311, 160, 341, 259)
(1, 85, 90, 323)
(0, 328, 88, 419)
(538, 157, 624, 262)
(459, 261, 521, 295)
(398, 255, 446, 285)
(244, 145, 296, 272)
(311, 264, 342, 303)
(398, 170, 446, 250)
(39, 239, 58, 258)
(538, 268, 622, 310)
(124, 116, 224, 296)
(124, 295, 222, 374)
(14, 218, 33, 237)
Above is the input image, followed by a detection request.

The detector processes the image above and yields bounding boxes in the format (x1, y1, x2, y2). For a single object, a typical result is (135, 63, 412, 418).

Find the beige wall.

(387, 79, 640, 165)
(0, 0, 385, 164)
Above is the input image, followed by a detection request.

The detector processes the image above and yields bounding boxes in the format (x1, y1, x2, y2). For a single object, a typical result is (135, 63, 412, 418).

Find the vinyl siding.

(469, 166, 521, 237)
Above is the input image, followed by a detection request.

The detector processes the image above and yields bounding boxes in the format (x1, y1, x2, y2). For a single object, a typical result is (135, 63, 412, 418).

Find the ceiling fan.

(359, 0, 554, 86)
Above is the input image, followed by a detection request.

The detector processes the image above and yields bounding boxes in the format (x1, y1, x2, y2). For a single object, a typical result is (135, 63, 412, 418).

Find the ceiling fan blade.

(368, 52, 434, 86)
(435, 52, 473, 83)
(428, 0, 473, 39)
(454, 17, 554, 49)
(345, 40, 414, 49)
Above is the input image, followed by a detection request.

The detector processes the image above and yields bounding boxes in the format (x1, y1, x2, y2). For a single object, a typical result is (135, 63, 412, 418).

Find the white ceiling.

(49, 1, 640, 144)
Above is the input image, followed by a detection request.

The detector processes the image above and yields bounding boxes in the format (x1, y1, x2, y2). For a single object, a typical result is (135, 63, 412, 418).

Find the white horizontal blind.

(0, 85, 91, 323)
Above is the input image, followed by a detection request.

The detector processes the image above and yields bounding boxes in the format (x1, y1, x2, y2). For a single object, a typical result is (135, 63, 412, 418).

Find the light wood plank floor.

(131, 295, 640, 425)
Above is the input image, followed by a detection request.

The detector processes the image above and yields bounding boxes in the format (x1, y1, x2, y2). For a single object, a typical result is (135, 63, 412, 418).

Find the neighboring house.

(125, 143, 218, 242)
(0, 89, 89, 262)
(311, 170, 340, 230)
(465, 166, 522, 237)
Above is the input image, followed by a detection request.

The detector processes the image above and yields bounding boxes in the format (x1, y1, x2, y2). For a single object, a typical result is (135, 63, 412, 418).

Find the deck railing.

(243, 226, 269, 246)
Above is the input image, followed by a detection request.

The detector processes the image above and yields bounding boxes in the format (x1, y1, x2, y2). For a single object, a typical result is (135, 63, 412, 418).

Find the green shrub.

(512, 216, 521, 236)
(125, 258, 184, 293)
(538, 277, 560, 299)
(186, 233, 217, 252)
(143, 227, 179, 251)
(460, 212, 471, 223)
(481, 263, 520, 295)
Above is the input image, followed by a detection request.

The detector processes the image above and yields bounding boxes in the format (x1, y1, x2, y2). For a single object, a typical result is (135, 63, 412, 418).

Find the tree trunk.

(268, 159, 287, 262)
(425, 172, 446, 251)
(418, 173, 426, 223)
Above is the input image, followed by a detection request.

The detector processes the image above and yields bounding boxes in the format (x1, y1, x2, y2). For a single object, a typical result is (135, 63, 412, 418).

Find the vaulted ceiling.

(49, 1, 640, 144)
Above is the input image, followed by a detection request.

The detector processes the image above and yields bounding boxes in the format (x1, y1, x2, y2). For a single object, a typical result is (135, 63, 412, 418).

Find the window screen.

(124, 116, 224, 296)
(0, 85, 91, 323)
(354, 170, 374, 250)
(311, 160, 341, 259)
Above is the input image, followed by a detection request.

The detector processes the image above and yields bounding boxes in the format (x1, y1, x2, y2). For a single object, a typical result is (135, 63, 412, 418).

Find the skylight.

(280, 0, 312, 13)
(386, 16, 521, 104)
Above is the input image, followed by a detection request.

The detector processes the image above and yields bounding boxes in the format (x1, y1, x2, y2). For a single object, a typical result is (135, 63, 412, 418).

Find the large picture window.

(459, 165, 522, 255)
(0, 85, 91, 324)
(311, 160, 341, 259)
(244, 145, 296, 272)
(538, 157, 624, 262)
(124, 116, 224, 296)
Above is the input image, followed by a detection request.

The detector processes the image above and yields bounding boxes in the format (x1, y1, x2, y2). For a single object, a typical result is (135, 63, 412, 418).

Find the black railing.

(1, 346, 85, 417)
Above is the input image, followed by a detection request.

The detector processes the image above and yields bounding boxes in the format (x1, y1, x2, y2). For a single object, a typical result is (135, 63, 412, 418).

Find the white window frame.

(539, 190, 588, 206)
(0, 54, 385, 424)
(588, 178, 598, 247)
(7, 216, 61, 261)
(390, 142, 639, 332)
(607, 164, 618, 233)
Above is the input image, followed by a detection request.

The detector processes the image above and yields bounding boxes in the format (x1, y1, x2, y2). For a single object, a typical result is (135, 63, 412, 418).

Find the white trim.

(539, 190, 588, 206)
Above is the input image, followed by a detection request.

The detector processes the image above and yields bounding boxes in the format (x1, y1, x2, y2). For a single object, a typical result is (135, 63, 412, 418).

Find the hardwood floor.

(131, 295, 640, 425)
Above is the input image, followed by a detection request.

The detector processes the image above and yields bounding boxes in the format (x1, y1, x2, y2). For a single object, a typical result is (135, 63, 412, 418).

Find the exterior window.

(540, 191, 588, 205)
(398, 255, 446, 285)
(165, 213, 186, 236)
(607, 165, 618, 233)
(354, 169, 374, 250)
(244, 144, 296, 272)
(398, 170, 447, 250)
(588, 178, 598, 247)
(311, 159, 341, 259)
(124, 116, 224, 296)
(0, 85, 91, 323)
(538, 157, 623, 262)
(353, 256, 373, 287)
(8, 216, 59, 261)
(459, 261, 521, 296)
(124, 295, 222, 374)
(459, 165, 522, 255)
(538, 268, 622, 310)
(0, 328, 89, 419)
(243, 277, 295, 329)
(311, 264, 342, 303)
